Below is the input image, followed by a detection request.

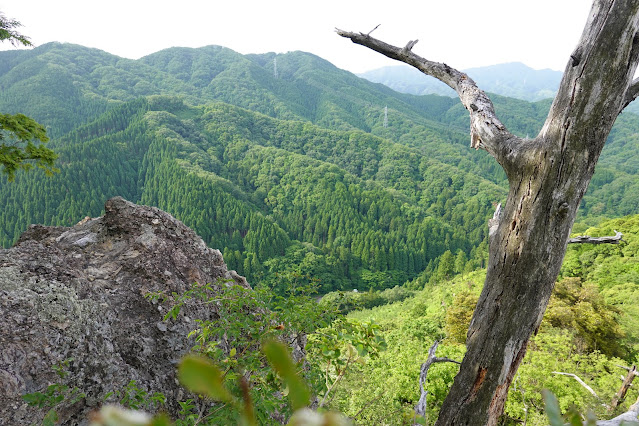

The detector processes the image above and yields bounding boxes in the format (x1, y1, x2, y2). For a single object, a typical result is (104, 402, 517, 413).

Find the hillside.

(319, 215, 639, 424)
(0, 96, 505, 293)
(1, 43, 638, 293)
(360, 62, 639, 115)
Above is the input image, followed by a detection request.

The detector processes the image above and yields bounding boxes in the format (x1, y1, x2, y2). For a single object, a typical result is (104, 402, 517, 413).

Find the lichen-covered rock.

(0, 197, 248, 425)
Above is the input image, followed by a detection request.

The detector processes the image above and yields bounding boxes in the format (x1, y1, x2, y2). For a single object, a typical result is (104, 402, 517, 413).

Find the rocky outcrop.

(0, 197, 249, 424)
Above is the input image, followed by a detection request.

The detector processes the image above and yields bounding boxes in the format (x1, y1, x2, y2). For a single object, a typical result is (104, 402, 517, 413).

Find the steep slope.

(0, 96, 506, 293)
(323, 214, 639, 424)
(0, 43, 511, 187)
(0, 197, 248, 424)
(1, 43, 638, 292)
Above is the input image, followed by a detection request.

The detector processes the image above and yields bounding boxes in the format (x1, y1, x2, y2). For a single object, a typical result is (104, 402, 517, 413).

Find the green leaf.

(565, 407, 583, 426)
(22, 392, 44, 406)
(263, 340, 310, 410)
(543, 389, 564, 426)
(178, 355, 232, 402)
(42, 409, 59, 426)
(150, 413, 173, 426)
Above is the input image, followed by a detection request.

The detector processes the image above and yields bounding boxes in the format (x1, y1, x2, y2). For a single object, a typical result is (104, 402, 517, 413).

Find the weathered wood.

(552, 372, 599, 398)
(415, 341, 461, 416)
(610, 365, 637, 412)
(568, 230, 624, 244)
(598, 394, 639, 426)
(338, 1, 639, 424)
(623, 77, 639, 109)
(335, 28, 525, 171)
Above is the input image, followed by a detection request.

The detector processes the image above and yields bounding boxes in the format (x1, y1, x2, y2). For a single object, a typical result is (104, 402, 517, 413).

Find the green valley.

(2, 40, 639, 425)
(2, 43, 639, 294)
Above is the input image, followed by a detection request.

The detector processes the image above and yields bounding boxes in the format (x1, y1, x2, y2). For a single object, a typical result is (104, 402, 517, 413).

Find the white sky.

(1, 1, 592, 74)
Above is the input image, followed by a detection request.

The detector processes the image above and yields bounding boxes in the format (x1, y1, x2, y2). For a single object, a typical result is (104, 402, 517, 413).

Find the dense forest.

(2, 43, 639, 293)
(2, 42, 639, 424)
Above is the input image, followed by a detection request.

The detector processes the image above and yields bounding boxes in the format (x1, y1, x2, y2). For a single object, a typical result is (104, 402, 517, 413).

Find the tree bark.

(609, 365, 637, 411)
(338, 1, 639, 424)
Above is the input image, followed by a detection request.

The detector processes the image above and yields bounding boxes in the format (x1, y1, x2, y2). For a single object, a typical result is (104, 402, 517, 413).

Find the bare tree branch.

(610, 365, 637, 412)
(415, 341, 461, 416)
(336, 29, 520, 166)
(366, 24, 380, 37)
(621, 78, 639, 112)
(597, 394, 639, 426)
(616, 365, 639, 376)
(567, 230, 624, 245)
(552, 372, 599, 398)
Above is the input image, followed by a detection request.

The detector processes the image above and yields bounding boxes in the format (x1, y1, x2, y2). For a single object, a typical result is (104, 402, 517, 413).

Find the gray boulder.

(0, 197, 248, 424)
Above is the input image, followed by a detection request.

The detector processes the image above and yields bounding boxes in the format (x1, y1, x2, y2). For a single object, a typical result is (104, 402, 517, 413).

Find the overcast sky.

(1, 1, 593, 74)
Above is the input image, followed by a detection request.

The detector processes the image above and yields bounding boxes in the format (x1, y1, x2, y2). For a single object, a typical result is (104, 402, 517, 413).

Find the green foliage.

(262, 340, 310, 410)
(22, 359, 86, 425)
(306, 318, 387, 409)
(150, 279, 335, 424)
(105, 380, 167, 412)
(544, 277, 626, 358)
(0, 92, 501, 293)
(0, 12, 31, 46)
(178, 356, 233, 403)
(543, 390, 611, 426)
(319, 286, 415, 315)
(176, 342, 348, 426)
(331, 249, 639, 425)
(0, 14, 58, 182)
(543, 390, 564, 426)
(444, 290, 478, 344)
(329, 274, 482, 424)
(0, 112, 58, 181)
(562, 215, 639, 356)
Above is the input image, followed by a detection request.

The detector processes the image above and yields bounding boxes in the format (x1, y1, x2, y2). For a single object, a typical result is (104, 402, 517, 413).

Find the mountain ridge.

(358, 62, 562, 101)
(1, 42, 638, 292)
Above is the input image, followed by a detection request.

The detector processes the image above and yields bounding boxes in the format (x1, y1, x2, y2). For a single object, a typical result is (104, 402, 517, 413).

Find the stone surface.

(0, 197, 248, 424)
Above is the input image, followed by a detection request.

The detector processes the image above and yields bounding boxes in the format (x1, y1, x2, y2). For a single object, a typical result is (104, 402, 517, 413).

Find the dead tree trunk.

(610, 365, 638, 411)
(338, 1, 639, 424)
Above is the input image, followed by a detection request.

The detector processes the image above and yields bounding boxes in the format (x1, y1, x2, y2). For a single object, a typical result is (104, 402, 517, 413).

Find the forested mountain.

(360, 62, 639, 115)
(0, 96, 504, 292)
(1, 42, 638, 293)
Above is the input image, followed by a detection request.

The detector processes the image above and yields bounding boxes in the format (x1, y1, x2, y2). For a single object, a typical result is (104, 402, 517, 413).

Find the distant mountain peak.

(358, 62, 563, 102)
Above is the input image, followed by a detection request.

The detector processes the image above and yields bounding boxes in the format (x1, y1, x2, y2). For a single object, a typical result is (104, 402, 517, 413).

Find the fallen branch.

(552, 372, 598, 398)
(415, 341, 461, 416)
(567, 230, 624, 245)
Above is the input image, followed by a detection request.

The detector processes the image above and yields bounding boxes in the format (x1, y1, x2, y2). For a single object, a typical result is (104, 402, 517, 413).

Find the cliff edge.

(0, 197, 248, 424)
